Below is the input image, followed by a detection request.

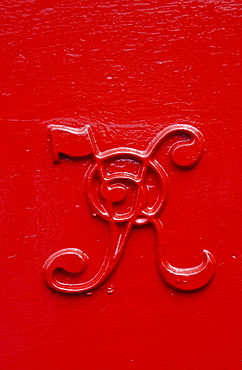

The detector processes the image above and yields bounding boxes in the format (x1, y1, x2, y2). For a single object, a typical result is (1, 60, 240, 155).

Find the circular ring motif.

(85, 157, 168, 223)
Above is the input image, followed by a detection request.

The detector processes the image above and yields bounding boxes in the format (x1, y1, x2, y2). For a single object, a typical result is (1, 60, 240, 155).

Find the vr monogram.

(43, 124, 215, 293)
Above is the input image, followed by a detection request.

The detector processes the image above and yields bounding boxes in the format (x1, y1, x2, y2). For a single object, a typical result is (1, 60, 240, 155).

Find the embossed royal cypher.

(43, 124, 215, 293)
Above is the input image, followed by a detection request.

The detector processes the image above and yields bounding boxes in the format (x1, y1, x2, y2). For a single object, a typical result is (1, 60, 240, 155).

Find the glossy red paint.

(0, 1, 241, 369)
(43, 123, 215, 293)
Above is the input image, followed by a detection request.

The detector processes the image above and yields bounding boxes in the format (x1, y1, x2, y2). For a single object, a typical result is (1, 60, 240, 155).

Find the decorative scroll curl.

(43, 124, 215, 293)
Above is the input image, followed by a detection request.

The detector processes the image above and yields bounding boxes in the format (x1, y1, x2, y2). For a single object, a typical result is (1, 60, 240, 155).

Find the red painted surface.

(43, 123, 215, 293)
(0, 1, 241, 369)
